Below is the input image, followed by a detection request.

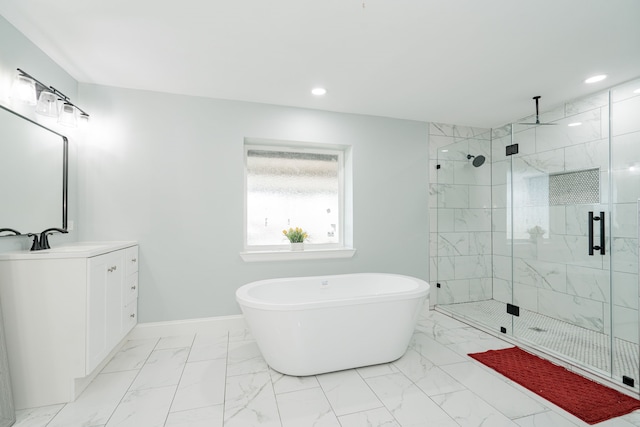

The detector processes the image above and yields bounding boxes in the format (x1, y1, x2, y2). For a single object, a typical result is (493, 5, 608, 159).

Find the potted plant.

(283, 227, 308, 251)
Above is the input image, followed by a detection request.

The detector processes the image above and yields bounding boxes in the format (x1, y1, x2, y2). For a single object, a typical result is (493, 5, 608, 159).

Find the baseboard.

(128, 314, 247, 340)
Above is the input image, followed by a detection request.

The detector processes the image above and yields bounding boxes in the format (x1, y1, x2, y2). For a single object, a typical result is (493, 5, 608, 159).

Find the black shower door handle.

(588, 211, 605, 256)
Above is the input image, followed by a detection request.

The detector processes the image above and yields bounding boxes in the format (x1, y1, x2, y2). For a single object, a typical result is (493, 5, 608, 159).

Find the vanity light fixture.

(584, 74, 607, 84)
(311, 87, 327, 96)
(11, 68, 89, 127)
(35, 91, 58, 117)
(10, 73, 37, 105)
(568, 122, 582, 127)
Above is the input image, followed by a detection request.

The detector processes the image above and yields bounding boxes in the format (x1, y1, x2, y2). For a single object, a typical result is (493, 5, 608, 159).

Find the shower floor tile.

(438, 299, 640, 386)
(12, 309, 640, 427)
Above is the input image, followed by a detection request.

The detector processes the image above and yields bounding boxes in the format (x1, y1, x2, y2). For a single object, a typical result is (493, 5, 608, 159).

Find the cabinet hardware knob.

(131, 258, 137, 263)
(130, 313, 136, 318)
(131, 285, 136, 290)
(108, 266, 118, 273)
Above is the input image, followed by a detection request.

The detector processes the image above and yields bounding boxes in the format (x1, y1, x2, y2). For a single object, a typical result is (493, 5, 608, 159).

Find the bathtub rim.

(236, 272, 429, 311)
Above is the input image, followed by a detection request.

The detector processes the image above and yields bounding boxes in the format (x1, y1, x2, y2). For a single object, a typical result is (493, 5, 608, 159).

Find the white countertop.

(0, 241, 138, 260)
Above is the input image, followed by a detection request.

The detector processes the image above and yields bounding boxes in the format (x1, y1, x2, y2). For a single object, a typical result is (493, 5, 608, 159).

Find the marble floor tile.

(171, 359, 226, 413)
(14, 309, 640, 427)
(101, 338, 159, 373)
(130, 347, 189, 391)
(155, 334, 195, 350)
(392, 348, 466, 396)
(432, 389, 520, 427)
(445, 333, 514, 356)
(618, 411, 640, 426)
(441, 361, 547, 418)
(275, 387, 340, 427)
(337, 407, 400, 427)
(228, 328, 253, 342)
(599, 416, 640, 427)
(365, 372, 459, 427)
(270, 369, 319, 395)
(48, 371, 138, 427)
(226, 340, 269, 376)
(164, 405, 224, 427)
(316, 369, 383, 416)
(513, 410, 582, 427)
(409, 331, 467, 366)
(105, 385, 176, 427)
(187, 332, 228, 362)
(356, 362, 399, 379)
(14, 404, 64, 427)
(224, 371, 281, 427)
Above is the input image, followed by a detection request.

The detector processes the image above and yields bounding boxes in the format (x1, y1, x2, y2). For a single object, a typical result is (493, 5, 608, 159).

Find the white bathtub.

(236, 273, 429, 376)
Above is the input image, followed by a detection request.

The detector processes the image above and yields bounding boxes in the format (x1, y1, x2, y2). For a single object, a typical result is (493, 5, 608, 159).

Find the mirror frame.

(0, 104, 68, 234)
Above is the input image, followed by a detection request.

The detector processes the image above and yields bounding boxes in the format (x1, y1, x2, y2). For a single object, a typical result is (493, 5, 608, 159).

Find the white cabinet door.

(86, 250, 124, 374)
(105, 252, 124, 352)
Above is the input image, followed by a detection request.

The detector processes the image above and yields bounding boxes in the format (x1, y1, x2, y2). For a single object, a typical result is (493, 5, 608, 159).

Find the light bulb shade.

(35, 91, 59, 117)
(11, 74, 37, 105)
(58, 102, 77, 127)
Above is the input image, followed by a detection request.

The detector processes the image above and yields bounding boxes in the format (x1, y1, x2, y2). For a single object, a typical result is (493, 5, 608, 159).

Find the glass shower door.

(610, 79, 640, 387)
(509, 101, 615, 378)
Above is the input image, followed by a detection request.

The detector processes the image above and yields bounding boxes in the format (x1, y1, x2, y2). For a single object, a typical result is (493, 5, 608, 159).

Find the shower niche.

(431, 77, 640, 392)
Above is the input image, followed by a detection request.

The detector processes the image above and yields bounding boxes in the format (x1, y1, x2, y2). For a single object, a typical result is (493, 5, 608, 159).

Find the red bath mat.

(468, 347, 640, 424)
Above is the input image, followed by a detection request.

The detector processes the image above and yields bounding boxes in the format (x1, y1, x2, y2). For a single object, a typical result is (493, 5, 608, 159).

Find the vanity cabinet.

(87, 245, 139, 373)
(0, 242, 138, 409)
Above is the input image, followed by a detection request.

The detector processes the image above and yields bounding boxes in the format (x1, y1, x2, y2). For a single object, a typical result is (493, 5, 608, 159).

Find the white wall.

(0, 15, 79, 252)
(77, 84, 429, 322)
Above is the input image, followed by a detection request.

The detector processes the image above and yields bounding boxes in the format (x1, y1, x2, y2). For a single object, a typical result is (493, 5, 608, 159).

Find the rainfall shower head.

(467, 154, 486, 167)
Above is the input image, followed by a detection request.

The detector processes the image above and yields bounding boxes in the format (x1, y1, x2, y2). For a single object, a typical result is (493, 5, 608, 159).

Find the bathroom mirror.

(0, 104, 67, 236)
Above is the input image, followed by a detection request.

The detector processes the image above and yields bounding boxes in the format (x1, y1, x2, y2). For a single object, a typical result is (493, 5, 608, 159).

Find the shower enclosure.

(432, 77, 640, 391)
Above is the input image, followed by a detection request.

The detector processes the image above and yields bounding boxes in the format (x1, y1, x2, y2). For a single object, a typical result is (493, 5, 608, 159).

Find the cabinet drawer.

(122, 300, 137, 335)
(125, 246, 139, 276)
(124, 274, 138, 305)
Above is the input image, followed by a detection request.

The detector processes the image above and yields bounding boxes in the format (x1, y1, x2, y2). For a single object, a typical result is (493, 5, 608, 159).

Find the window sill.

(240, 247, 356, 262)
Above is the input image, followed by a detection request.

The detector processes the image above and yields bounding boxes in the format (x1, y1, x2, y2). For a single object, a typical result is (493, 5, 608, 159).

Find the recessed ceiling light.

(585, 75, 607, 84)
(441, 149, 448, 152)
(634, 88, 640, 94)
(311, 87, 327, 96)
(568, 122, 582, 127)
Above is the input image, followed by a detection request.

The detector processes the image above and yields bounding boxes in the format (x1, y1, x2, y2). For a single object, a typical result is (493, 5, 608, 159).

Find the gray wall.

(0, 15, 78, 252)
(76, 84, 429, 322)
(0, 15, 429, 323)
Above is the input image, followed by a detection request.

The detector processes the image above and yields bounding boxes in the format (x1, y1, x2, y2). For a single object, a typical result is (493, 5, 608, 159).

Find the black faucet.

(0, 228, 21, 236)
(27, 233, 42, 251)
(39, 228, 69, 250)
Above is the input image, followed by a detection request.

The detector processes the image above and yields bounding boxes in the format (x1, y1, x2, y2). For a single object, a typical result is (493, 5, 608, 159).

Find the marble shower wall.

(429, 123, 492, 306)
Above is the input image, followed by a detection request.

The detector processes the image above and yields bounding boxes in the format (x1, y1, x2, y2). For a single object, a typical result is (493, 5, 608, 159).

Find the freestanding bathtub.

(236, 273, 429, 376)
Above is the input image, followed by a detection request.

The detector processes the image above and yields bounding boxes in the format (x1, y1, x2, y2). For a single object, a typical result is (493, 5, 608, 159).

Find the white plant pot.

(290, 242, 304, 251)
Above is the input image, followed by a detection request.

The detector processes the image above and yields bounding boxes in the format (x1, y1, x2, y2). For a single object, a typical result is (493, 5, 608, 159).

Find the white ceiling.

(1, 0, 639, 128)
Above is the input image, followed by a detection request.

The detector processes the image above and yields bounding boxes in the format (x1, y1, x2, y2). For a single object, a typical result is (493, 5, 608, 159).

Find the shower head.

(467, 154, 486, 167)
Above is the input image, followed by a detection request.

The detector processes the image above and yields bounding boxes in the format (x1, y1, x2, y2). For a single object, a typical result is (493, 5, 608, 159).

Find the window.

(243, 139, 352, 256)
